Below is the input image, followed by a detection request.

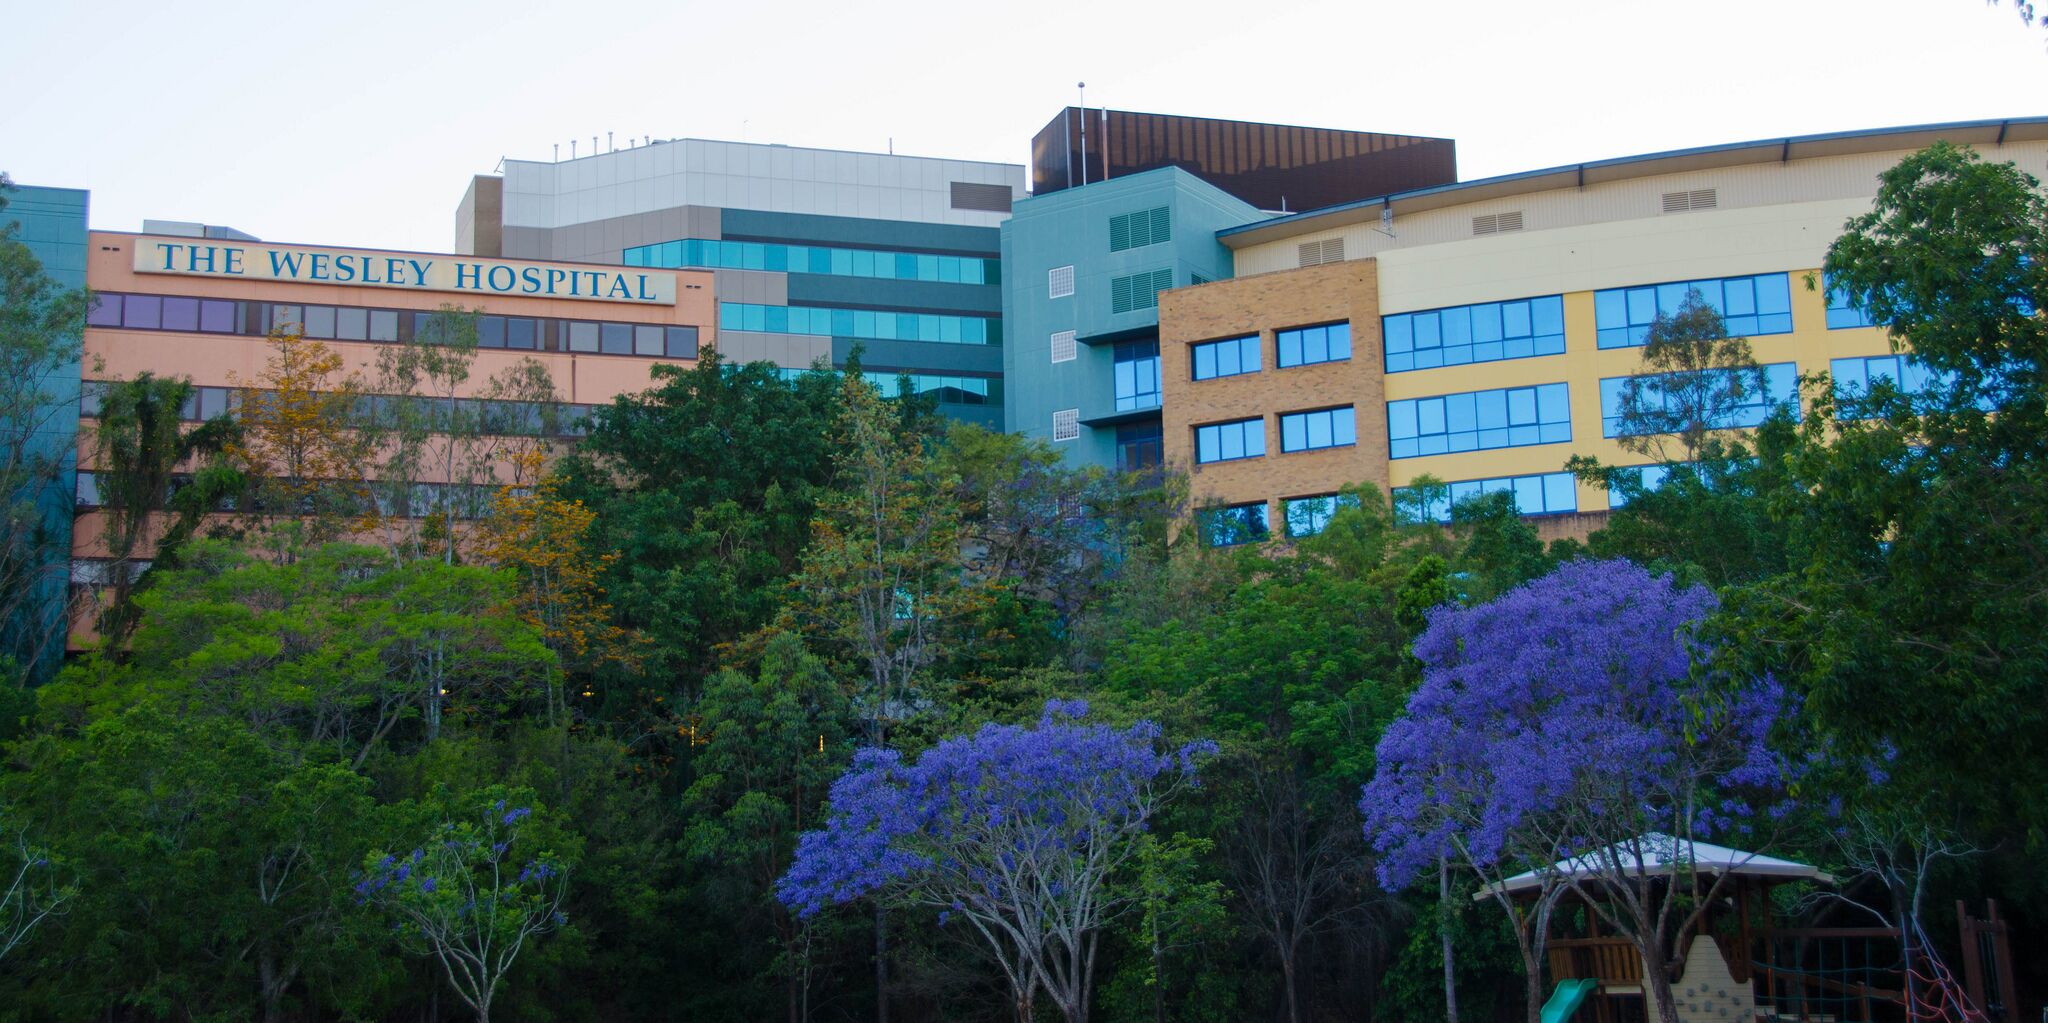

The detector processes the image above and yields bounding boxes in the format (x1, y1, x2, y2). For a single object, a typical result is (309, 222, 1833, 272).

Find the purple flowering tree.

(1360, 560, 1796, 1023)
(356, 788, 573, 1023)
(777, 700, 1216, 1023)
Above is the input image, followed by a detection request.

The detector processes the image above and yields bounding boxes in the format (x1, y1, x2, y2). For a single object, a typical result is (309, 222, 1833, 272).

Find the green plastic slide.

(1539, 978, 1599, 1023)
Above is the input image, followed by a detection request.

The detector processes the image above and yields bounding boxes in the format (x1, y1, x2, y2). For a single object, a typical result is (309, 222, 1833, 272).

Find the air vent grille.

(1297, 238, 1345, 267)
(1661, 188, 1718, 213)
(1049, 330, 1077, 364)
(1052, 409, 1080, 442)
(1110, 268, 1175, 314)
(1472, 211, 1524, 235)
(1047, 265, 1075, 298)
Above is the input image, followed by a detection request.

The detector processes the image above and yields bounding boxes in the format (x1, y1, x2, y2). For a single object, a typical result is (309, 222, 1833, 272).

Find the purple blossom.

(1360, 559, 1800, 892)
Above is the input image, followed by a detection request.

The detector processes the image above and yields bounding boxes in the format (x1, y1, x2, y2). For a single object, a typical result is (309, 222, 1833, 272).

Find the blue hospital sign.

(132, 238, 677, 306)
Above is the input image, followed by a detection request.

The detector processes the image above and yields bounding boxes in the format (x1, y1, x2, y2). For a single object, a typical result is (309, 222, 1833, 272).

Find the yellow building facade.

(1157, 121, 2048, 543)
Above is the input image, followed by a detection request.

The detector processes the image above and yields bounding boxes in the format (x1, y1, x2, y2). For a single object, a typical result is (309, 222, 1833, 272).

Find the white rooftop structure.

(1481, 833, 1834, 898)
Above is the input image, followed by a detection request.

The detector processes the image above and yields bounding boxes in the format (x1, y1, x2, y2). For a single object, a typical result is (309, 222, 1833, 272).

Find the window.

(1052, 408, 1080, 442)
(1110, 269, 1175, 314)
(1279, 406, 1357, 453)
(1116, 422, 1163, 472)
(1048, 265, 1076, 298)
(626, 237, 997, 286)
(1050, 330, 1077, 364)
(162, 296, 201, 332)
(125, 295, 163, 329)
(338, 307, 371, 341)
(1195, 417, 1265, 464)
(1284, 493, 1360, 537)
(717, 303, 997, 346)
(1384, 295, 1564, 372)
(1595, 273, 1792, 348)
(1110, 206, 1171, 251)
(303, 305, 337, 339)
(633, 325, 665, 357)
(1396, 472, 1577, 523)
(1201, 502, 1270, 547)
(566, 321, 599, 353)
(1277, 322, 1352, 368)
(1825, 280, 1879, 330)
(600, 322, 633, 355)
(1113, 340, 1161, 412)
(1599, 362, 1798, 437)
(665, 326, 699, 359)
(1192, 335, 1260, 381)
(1388, 382, 1572, 459)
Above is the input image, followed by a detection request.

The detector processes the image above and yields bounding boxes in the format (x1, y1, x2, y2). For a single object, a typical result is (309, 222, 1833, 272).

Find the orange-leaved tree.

(227, 323, 375, 561)
(471, 452, 636, 724)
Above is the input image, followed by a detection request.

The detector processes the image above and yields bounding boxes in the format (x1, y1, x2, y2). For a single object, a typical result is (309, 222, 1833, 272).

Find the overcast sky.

(3, 0, 2041, 252)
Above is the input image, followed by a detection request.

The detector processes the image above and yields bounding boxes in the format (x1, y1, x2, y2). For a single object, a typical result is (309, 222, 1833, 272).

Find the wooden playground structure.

(1491, 837, 2021, 1023)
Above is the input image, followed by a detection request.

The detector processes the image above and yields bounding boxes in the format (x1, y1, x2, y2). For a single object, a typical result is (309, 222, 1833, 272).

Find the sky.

(2, 0, 2042, 253)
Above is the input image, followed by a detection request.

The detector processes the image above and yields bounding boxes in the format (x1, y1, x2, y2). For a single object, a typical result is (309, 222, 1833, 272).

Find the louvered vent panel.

(1047, 265, 1075, 298)
(950, 181, 1013, 213)
(1297, 238, 1345, 267)
(1109, 269, 1175, 314)
(1473, 211, 1525, 235)
(1661, 188, 1718, 213)
(1049, 330, 1077, 364)
(1109, 206, 1173, 252)
(1051, 409, 1081, 442)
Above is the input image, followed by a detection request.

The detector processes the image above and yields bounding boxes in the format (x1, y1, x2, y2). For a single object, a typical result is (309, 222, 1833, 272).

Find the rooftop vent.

(1661, 188, 1718, 213)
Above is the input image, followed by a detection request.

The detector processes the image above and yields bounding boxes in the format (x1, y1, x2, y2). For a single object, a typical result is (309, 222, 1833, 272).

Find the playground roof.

(1479, 833, 1835, 899)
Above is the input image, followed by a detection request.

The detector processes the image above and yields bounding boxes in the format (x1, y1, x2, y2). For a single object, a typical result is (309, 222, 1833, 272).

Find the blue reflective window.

(1383, 295, 1564, 372)
(1825, 277, 1880, 330)
(1113, 340, 1162, 412)
(1202, 502, 1269, 547)
(716, 303, 996, 345)
(1284, 492, 1361, 537)
(1387, 383, 1571, 459)
(1594, 274, 1792, 348)
(1279, 406, 1357, 452)
(1195, 417, 1265, 464)
(1395, 471, 1579, 523)
(1277, 322, 1353, 368)
(1600, 362, 1798, 437)
(626, 239, 998, 287)
(1830, 354, 1978, 416)
(1191, 335, 1261, 380)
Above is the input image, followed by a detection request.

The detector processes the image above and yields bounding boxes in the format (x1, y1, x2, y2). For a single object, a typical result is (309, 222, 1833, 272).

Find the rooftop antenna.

(608, 131, 614, 153)
(592, 135, 598, 157)
(1100, 105, 1110, 181)
(570, 139, 577, 159)
(1077, 82, 1088, 186)
(553, 144, 559, 162)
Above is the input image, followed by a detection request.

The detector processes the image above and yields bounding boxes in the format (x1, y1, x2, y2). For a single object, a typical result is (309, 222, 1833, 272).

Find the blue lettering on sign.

(385, 258, 408, 285)
(307, 253, 332, 281)
(606, 275, 630, 299)
(545, 269, 566, 295)
(520, 267, 544, 294)
(407, 259, 431, 286)
(224, 248, 245, 274)
(269, 250, 306, 277)
(636, 274, 655, 301)
(158, 243, 185, 271)
(332, 254, 355, 282)
(455, 262, 482, 291)
(486, 265, 515, 292)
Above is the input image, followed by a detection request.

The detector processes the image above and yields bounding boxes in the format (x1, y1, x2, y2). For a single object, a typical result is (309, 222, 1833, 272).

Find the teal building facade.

(1000, 168, 1265, 469)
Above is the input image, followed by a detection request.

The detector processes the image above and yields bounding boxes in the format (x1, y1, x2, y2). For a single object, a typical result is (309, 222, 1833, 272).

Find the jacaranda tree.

(1360, 559, 1796, 1023)
(777, 700, 1216, 1023)
(357, 788, 575, 1023)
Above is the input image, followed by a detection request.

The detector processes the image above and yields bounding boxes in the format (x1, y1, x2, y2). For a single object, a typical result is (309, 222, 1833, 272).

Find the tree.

(357, 787, 574, 1023)
(682, 631, 853, 1023)
(0, 184, 89, 685)
(227, 324, 375, 560)
(1718, 141, 2048, 850)
(85, 372, 240, 646)
(1605, 291, 1769, 464)
(0, 803, 70, 961)
(783, 375, 970, 748)
(1362, 560, 1797, 1023)
(470, 468, 634, 720)
(778, 700, 1216, 1023)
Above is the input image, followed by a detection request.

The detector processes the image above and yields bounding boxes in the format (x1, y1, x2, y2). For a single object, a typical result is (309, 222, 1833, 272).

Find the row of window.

(74, 471, 516, 520)
(1394, 472, 1579, 523)
(1195, 406, 1358, 464)
(88, 292, 702, 359)
(1384, 296, 1565, 373)
(718, 302, 1000, 345)
(77, 380, 599, 437)
(623, 237, 1000, 286)
(769, 367, 1002, 407)
(1389, 383, 1572, 460)
(1200, 491, 1362, 547)
(1188, 322, 1353, 382)
(1593, 273, 1794, 349)
(1596, 362, 1798, 437)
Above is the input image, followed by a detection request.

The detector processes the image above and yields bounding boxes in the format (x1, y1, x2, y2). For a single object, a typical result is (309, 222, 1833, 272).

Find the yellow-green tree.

(227, 324, 374, 561)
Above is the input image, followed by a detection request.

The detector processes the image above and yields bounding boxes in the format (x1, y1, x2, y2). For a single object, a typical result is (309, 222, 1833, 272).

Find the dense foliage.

(0, 144, 2043, 1021)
